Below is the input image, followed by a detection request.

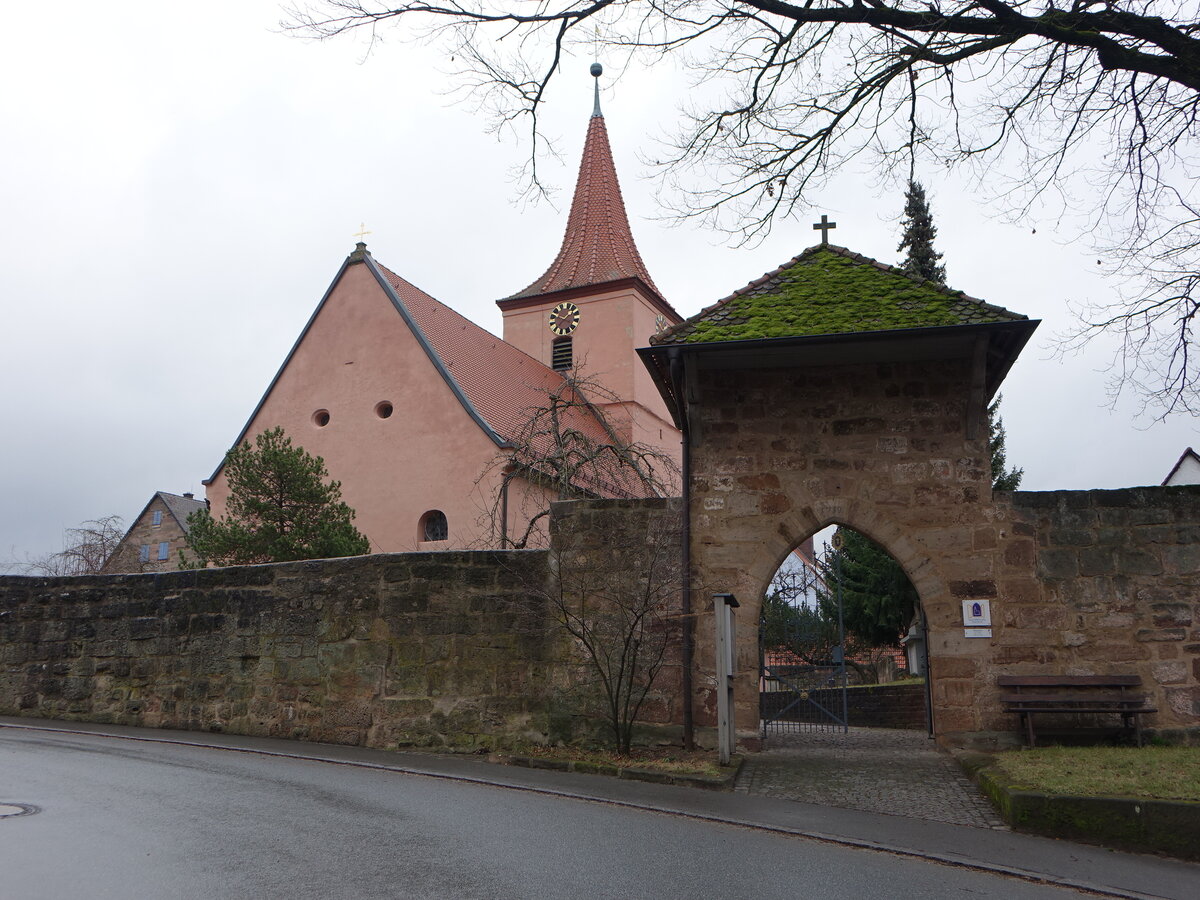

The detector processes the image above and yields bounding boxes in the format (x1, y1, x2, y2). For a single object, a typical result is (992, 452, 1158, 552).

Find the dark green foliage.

(989, 394, 1024, 491)
(897, 180, 946, 284)
(821, 528, 918, 647)
(761, 584, 831, 654)
(185, 427, 370, 566)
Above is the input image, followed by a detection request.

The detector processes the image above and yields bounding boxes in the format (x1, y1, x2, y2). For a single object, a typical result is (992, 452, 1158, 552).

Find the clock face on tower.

(548, 301, 581, 336)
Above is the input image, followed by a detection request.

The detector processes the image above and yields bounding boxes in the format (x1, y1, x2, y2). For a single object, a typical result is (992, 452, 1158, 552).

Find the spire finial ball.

(590, 62, 603, 78)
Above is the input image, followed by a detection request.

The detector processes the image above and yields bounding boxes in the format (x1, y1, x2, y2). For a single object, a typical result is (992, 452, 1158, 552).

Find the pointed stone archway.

(641, 245, 1039, 748)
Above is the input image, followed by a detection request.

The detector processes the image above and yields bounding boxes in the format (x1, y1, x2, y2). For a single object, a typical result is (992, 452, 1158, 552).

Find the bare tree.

(8, 515, 126, 576)
(477, 372, 680, 548)
(288, 1, 1200, 415)
(530, 505, 682, 754)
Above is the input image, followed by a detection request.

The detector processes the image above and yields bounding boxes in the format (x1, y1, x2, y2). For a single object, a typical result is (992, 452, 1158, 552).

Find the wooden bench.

(997, 675, 1157, 747)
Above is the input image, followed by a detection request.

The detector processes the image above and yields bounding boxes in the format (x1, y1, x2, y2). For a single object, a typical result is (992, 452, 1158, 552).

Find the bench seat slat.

(997, 675, 1142, 687)
(1005, 706, 1157, 715)
(999, 692, 1148, 705)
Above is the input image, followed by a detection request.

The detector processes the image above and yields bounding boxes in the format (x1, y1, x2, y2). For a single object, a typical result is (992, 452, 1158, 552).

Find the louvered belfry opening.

(552, 337, 573, 371)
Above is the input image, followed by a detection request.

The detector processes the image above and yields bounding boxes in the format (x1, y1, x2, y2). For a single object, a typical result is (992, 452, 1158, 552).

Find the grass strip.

(990, 745, 1200, 802)
(506, 745, 727, 778)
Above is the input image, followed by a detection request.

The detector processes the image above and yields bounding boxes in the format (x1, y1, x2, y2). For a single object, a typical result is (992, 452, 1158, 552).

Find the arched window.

(420, 510, 448, 542)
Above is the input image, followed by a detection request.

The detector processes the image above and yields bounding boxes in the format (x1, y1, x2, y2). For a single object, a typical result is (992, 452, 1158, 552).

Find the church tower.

(497, 64, 682, 459)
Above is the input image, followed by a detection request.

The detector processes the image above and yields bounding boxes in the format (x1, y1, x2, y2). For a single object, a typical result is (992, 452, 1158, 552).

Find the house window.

(138, 545, 150, 563)
(157, 542, 170, 561)
(152, 510, 163, 526)
(312, 409, 330, 427)
(420, 510, 448, 542)
(551, 336, 572, 371)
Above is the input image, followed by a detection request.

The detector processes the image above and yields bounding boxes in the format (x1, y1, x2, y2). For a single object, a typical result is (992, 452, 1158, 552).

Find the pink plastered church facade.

(203, 77, 683, 552)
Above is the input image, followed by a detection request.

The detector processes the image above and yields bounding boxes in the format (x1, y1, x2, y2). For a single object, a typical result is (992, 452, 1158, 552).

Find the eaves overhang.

(497, 276, 683, 324)
(638, 318, 1040, 430)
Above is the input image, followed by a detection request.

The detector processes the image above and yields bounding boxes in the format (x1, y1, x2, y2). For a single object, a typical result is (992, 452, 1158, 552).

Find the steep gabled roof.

(159, 491, 207, 532)
(651, 244, 1028, 346)
(206, 247, 632, 495)
(1162, 446, 1200, 485)
(508, 105, 666, 306)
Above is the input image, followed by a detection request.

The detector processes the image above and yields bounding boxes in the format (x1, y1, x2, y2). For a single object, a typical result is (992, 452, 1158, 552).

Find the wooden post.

(714, 593, 739, 766)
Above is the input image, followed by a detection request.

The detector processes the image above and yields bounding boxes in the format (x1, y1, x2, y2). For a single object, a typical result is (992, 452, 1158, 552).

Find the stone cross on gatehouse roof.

(813, 214, 837, 244)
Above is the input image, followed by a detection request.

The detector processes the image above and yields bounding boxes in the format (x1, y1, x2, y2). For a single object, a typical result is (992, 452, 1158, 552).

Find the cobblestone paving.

(735, 727, 1007, 829)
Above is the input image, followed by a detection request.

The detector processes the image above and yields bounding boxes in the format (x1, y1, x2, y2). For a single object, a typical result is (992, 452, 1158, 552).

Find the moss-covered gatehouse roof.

(638, 243, 1039, 428)
(650, 244, 1027, 346)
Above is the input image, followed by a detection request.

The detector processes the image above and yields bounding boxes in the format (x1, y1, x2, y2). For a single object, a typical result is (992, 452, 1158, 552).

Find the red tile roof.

(510, 113, 662, 301)
(376, 263, 649, 498)
(378, 263, 574, 443)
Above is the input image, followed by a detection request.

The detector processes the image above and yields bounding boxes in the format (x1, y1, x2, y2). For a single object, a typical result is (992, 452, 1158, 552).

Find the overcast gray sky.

(2, 2, 1196, 569)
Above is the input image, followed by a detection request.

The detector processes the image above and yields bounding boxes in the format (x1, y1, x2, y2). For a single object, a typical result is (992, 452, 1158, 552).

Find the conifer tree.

(185, 427, 370, 566)
(989, 395, 1024, 491)
(897, 180, 946, 284)
(820, 529, 919, 648)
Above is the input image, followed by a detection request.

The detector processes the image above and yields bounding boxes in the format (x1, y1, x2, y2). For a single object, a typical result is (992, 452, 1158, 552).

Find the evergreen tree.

(185, 427, 370, 566)
(820, 529, 919, 647)
(989, 394, 1024, 491)
(897, 180, 946, 284)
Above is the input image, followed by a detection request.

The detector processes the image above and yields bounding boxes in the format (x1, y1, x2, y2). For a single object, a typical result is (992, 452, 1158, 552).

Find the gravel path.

(735, 727, 1007, 829)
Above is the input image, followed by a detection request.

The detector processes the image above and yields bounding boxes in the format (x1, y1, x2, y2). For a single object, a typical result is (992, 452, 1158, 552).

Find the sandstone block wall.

(686, 360, 997, 743)
(0, 551, 564, 750)
(102, 494, 193, 574)
(994, 487, 1200, 734)
(683, 358, 1200, 747)
(549, 496, 686, 736)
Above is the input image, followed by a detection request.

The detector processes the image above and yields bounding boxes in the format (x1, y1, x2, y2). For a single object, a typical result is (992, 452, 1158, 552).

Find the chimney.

(183, 492, 194, 500)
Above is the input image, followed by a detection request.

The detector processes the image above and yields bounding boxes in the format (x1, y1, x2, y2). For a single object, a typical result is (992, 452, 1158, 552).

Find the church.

(201, 67, 685, 552)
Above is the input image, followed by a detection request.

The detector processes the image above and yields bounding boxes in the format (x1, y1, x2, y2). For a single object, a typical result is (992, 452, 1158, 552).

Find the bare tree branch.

(475, 371, 681, 548)
(289, 1, 1200, 414)
(5, 515, 126, 576)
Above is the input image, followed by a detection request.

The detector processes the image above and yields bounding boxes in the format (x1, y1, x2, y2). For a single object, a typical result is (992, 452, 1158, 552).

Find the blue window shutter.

(139, 545, 150, 562)
(157, 542, 169, 560)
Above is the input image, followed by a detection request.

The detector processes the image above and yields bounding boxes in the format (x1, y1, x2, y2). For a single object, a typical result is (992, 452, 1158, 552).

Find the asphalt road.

(0, 728, 1085, 899)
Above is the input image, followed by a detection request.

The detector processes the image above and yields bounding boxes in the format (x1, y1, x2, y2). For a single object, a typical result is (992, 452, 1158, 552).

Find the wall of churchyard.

(548, 496, 686, 737)
(0, 551, 569, 750)
(1001, 489, 1200, 733)
(686, 359, 1200, 749)
(2, 484, 1197, 752)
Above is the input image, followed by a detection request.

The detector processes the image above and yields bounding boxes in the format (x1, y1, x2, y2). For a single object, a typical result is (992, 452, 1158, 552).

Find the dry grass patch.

(992, 746, 1200, 802)
(515, 745, 727, 778)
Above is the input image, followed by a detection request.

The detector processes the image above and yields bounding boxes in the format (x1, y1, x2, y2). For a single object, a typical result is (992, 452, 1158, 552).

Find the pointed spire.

(507, 67, 661, 301)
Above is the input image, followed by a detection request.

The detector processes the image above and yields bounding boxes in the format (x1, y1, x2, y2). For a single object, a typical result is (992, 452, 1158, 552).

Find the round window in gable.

(375, 401, 394, 419)
(420, 510, 448, 542)
(312, 409, 330, 427)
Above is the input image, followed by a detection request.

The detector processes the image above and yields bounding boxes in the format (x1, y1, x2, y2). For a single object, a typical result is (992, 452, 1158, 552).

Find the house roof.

(159, 491, 207, 532)
(651, 244, 1028, 346)
(507, 105, 671, 312)
(1162, 446, 1200, 485)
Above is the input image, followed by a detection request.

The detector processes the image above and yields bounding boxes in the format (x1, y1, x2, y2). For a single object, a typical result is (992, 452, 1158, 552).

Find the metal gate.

(759, 537, 849, 741)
